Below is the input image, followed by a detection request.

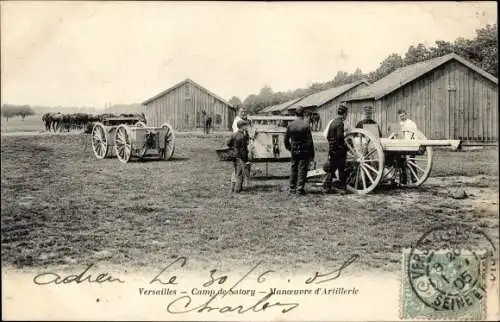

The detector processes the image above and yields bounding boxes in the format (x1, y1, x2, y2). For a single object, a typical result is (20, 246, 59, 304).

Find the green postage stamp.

(401, 225, 498, 320)
(402, 248, 488, 320)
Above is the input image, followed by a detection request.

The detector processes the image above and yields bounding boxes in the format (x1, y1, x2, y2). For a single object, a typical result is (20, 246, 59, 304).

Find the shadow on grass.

(139, 156, 190, 162)
(251, 175, 289, 180)
(245, 184, 282, 192)
(369, 184, 431, 195)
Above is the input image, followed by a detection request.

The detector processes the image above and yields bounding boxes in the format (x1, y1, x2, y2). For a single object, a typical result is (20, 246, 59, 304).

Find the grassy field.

(0, 115, 46, 133)
(1, 132, 498, 274)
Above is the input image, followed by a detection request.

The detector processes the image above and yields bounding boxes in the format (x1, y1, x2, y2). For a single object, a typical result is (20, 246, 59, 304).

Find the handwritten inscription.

(149, 256, 187, 285)
(31, 255, 359, 315)
(33, 264, 125, 285)
(305, 254, 359, 284)
(166, 292, 299, 314)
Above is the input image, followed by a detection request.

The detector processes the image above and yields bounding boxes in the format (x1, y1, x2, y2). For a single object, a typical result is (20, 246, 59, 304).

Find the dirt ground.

(1, 132, 498, 274)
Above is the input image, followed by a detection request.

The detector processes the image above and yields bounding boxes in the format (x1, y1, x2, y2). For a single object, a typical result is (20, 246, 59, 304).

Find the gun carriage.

(217, 116, 460, 193)
(91, 117, 175, 163)
(307, 124, 461, 194)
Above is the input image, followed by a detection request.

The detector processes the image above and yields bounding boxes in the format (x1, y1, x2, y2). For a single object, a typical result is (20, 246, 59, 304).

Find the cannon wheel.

(135, 121, 146, 128)
(389, 134, 433, 188)
(114, 125, 132, 163)
(91, 122, 108, 159)
(161, 123, 175, 160)
(344, 129, 385, 194)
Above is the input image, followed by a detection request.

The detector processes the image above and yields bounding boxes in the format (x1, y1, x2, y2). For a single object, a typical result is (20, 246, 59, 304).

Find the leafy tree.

(331, 70, 349, 86)
(404, 43, 431, 65)
(373, 53, 404, 80)
(1, 105, 16, 121)
(1, 104, 35, 121)
(429, 40, 455, 58)
(228, 96, 242, 108)
(18, 105, 35, 120)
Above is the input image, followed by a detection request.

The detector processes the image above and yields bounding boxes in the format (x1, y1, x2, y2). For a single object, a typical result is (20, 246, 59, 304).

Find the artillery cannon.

(307, 124, 461, 194)
(91, 117, 175, 163)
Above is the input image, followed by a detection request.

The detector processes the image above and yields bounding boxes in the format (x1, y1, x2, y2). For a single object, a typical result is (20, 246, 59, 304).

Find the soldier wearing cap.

(323, 103, 348, 194)
(230, 106, 251, 187)
(355, 105, 382, 137)
(284, 105, 315, 195)
(227, 119, 250, 193)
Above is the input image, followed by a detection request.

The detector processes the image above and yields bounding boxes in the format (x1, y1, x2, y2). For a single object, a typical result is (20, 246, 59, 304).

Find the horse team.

(41, 112, 146, 133)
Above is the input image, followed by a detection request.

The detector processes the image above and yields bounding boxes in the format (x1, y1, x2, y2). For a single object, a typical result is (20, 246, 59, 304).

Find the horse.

(42, 113, 52, 131)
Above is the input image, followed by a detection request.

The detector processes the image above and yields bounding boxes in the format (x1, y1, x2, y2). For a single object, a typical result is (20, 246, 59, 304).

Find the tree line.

(231, 23, 497, 114)
(1, 104, 35, 121)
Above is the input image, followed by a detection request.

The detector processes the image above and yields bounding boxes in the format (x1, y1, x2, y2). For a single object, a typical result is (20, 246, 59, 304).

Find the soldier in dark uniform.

(227, 119, 250, 193)
(355, 105, 382, 137)
(284, 106, 315, 195)
(323, 103, 348, 194)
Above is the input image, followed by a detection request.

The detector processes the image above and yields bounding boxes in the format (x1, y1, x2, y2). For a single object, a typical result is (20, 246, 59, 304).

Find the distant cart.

(307, 124, 461, 194)
(91, 117, 175, 163)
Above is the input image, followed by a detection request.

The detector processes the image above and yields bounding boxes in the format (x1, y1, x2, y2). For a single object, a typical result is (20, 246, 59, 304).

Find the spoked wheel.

(344, 129, 385, 194)
(135, 121, 146, 128)
(160, 123, 175, 160)
(114, 125, 132, 163)
(384, 134, 433, 188)
(91, 122, 108, 159)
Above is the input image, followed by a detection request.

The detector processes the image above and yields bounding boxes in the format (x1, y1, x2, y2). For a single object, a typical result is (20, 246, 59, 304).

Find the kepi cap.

(294, 105, 306, 115)
(338, 103, 348, 115)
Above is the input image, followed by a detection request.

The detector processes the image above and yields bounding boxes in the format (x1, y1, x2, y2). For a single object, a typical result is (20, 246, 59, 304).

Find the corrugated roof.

(286, 80, 369, 111)
(142, 78, 235, 109)
(259, 97, 306, 114)
(347, 53, 498, 101)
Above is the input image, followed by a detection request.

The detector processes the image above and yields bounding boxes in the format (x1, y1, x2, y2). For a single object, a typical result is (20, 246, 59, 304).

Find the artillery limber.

(307, 124, 461, 194)
(91, 117, 175, 163)
(216, 115, 298, 175)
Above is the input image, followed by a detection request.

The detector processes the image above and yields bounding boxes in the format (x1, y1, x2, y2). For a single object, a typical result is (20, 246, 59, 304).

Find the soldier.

(205, 114, 212, 134)
(284, 106, 315, 195)
(323, 103, 348, 195)
(396, 109, 420, 185)
(355, 105, 382, 137)
(230, 107, 250, 186)
(232, 106, 248, 132)
(227, 119, 250, 193)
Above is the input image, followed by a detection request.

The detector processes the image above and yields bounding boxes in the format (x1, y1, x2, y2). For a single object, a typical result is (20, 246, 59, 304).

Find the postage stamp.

(401, 225, 497, 320)
(402, 249, 488, 320)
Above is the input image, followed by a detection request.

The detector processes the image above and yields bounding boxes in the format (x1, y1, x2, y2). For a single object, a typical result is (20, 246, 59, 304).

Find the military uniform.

(227, 126, 250, 193)
(324, 115, 347, 192)
(355, 119, 382, 137)
(284, 113, 315, 194)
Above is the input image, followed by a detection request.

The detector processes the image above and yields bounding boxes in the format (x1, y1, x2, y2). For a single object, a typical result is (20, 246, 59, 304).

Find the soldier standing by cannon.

(284, 106, 315, 195)
(395, 109, 420, 185)
(323, 103, 348, 195)
(355, 105, 382, 137)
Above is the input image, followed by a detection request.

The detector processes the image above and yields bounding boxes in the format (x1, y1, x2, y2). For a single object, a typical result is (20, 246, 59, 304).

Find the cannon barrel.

(379, 139, 461, 152)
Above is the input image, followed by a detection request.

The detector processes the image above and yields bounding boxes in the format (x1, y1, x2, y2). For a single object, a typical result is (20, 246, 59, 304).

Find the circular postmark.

(407, 224, 496, 312)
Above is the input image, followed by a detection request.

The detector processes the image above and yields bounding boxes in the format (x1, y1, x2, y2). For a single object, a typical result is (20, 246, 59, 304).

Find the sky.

(1, 1, 497, 109)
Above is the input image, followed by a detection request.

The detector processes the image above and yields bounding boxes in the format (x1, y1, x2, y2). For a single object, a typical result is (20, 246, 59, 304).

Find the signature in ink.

(33, 263, 125, 285)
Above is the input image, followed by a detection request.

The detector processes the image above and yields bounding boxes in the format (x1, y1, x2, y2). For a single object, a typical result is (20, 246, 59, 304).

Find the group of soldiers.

(285, 103, 420, 195)
(226, 104, 419, 195)
(284, 104, 350, 195)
